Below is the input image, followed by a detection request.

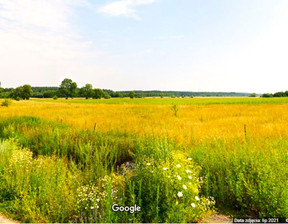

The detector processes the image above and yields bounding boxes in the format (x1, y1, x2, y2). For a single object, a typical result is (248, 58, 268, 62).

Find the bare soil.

(201, 214, 233, 223)
(0, 213, 18, 223)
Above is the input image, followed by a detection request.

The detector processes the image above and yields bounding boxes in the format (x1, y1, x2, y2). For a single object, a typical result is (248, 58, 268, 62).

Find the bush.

(1, 99, 12, 107)
(53, 95, 58, 100)
(125, 151, 215, 223)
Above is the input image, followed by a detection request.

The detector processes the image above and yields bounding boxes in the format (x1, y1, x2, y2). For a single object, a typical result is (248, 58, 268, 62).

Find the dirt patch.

(201, 214, 233, 223)
(0, 213, 18, 223)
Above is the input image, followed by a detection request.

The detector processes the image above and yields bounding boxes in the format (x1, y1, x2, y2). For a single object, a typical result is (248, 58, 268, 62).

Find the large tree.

(22, 84, 33, 100)
(80, 84, 93, 99)
(93, 88, 104, 99)
(129, 91, 135, 99)
(59, 78, 77, 99)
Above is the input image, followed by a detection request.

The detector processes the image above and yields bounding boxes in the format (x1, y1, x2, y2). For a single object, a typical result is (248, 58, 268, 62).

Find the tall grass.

(0, 117, 214, 222)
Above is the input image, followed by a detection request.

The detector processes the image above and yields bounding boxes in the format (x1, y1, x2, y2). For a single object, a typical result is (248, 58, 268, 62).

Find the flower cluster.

(75, 174, 122, 222)
(6, 148, 33, 174)
(138, 151, 215, 222)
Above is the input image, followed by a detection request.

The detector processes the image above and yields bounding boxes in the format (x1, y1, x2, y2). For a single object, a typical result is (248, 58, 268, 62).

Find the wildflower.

(186, 170, 192, 173)
(96, 199, 100, 202)
(147, 163, 151, 166)
(176, 164, 181, 168)
(195, 196, 200, 201)
(91, 207, 95, 210)
(177, 192, 183, 198)
(163, 167, 168, 170)
(191, 203, 196, 208)
(188, 158, 192, 161)
(177, 175, 182, 181)
(183, 185, 187, 190)
(188, 175, 192, 179)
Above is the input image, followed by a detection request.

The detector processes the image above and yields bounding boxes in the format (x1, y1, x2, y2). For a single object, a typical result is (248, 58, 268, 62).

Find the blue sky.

(0, 0, 287, 92)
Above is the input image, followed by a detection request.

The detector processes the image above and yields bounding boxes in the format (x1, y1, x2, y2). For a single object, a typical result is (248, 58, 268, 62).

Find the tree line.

(0, 78, 254, 100)
(262, 91, 288, 98)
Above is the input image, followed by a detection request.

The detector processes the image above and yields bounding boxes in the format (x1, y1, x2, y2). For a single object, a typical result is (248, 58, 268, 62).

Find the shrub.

(53, 95, 58, 100)
(125, 150, 215, 223)
(1, 99, 12, 107)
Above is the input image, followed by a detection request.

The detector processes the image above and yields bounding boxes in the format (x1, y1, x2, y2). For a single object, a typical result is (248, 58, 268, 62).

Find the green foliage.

(160, 93, 164, 98)
(53, 95, 58, 100)
(249, 93, 257, 97)
(93, 88, 104, 99)
(171, 104, 179, 117)
(191, 139, 288, 217)
(9, 85, 33, 100)
(59, 78, 77, 99)
(22, 85, 33, 100)
(1, 99, 12, 107)
(129, 91, 135, 99)
(262, 93, 273, 98)
(43, 90, 58, 98)
(0, 117, 214, 223)
(80, 84, 93, 99)
(0, 142, 76, 222)
(127, 149, 214, 222)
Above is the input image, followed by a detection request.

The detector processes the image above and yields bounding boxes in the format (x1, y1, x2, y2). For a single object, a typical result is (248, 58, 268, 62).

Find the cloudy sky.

(0, 0, 287, 93)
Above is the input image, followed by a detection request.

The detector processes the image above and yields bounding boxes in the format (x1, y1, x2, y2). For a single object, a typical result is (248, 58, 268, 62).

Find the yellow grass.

(1, 99, 288, 144)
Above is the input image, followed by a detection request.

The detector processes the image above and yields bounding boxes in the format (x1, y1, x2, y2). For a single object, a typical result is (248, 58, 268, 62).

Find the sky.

(0, 0, 288, 93)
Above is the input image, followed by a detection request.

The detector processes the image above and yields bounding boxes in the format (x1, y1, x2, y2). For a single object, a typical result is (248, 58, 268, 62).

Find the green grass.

(1, 115, 288, 222)
(0, 117, 214, 223)
(32, 97, 288, 105)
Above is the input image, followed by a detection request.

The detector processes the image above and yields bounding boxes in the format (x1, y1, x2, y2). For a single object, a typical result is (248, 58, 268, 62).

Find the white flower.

(177, 175, 182, 181)
(188, 175, 192, 179)
(176, 164, 181, 168)
(191, 203, 196, 208)
(186, 170, 192, 173)
(163, 167, 168, 170)
(188, 158, 192, 161)
(96, 199, 100, 202)
(195, 196, 200, 201)
(147, 163, 151, 166)
(91, 207, 95, 210)
(177, 191, 183, 198)
(183, 185, 187, 190)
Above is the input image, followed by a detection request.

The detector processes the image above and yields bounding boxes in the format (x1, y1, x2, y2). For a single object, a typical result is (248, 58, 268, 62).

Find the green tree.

(129, 91, 135, 99)
(249, 93, 257, 97)
(80, 84, 93, 99)
(103, 91, 111, 99)
(10, 86, 24, 100)
(59, 78, 77, 99)
(93, 88, 104, 99)
(22, 84, 33, 100)
(262, 93, 273, 98)
(160, 93, 164, 98)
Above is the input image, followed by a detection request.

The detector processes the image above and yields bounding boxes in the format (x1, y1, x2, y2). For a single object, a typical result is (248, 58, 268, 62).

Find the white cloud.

(99, 0, 156, 19)
(0, 0, 107, 87)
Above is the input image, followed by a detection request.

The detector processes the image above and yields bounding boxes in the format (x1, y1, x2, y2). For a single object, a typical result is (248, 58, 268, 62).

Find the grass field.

(0, 97, 288, 222)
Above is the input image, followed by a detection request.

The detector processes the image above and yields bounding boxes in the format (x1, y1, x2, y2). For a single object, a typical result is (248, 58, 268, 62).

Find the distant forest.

(0, 86, 252, 99)
(0, 78, 278, 99)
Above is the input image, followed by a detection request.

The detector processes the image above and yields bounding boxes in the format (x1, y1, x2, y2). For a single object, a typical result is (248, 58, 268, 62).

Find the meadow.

(0, 97, 288, 222)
